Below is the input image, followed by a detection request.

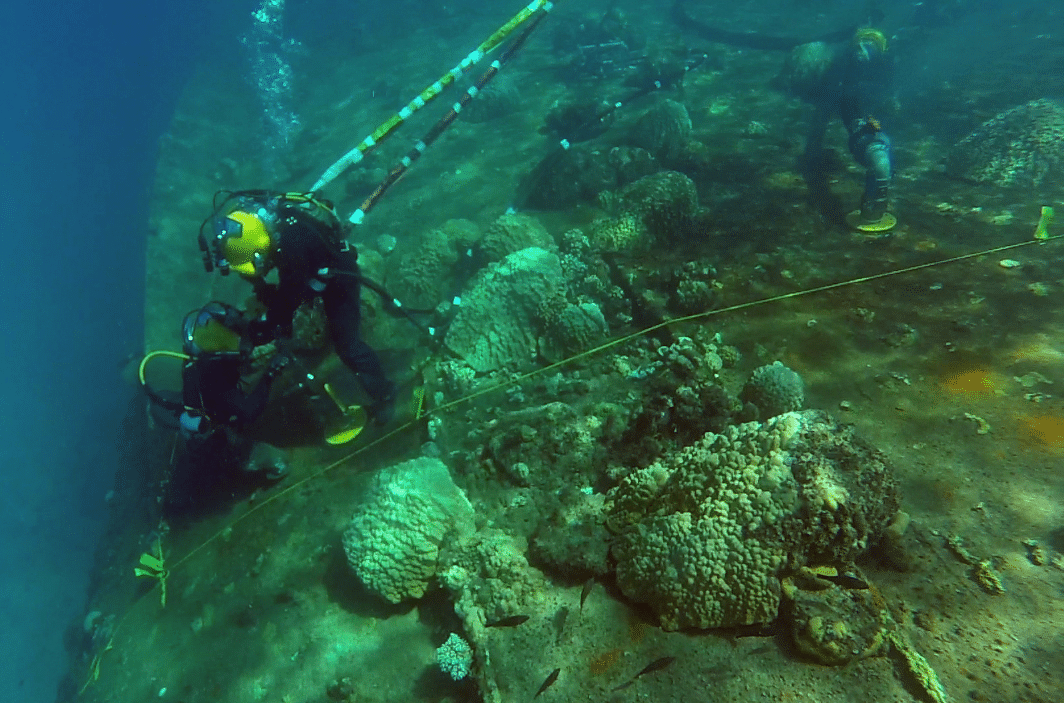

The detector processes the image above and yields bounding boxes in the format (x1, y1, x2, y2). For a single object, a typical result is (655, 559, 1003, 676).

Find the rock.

(946, 99, 1064, 188)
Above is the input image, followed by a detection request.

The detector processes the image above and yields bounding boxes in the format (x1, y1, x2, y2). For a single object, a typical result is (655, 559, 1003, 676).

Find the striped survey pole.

(309, 0, 554, 195)
(349, 6, 550, 225)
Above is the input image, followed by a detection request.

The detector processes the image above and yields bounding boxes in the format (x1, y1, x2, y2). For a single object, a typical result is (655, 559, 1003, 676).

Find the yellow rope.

(173, 231, 1064, 573)
(85, 232, 1060, 693)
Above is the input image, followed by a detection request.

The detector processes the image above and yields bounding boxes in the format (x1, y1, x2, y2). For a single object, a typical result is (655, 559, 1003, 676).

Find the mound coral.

(444, 247, 564, 372)
(946, 98, 1064, 187)
(606, 410, 898, 630)
(341, 457, 475, 603)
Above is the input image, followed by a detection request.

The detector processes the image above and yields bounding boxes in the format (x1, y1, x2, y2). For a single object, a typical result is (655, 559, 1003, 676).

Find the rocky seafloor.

(62, 2, 1064, 702)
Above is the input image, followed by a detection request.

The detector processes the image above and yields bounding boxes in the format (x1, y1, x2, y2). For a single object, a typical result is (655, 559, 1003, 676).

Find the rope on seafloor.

(160, 232, 1064, 580)
(95, 111, 1059, 701)
(86, 233, 1061, 692)
(348, 7, 550, 225)
(308, 0, 555, 195)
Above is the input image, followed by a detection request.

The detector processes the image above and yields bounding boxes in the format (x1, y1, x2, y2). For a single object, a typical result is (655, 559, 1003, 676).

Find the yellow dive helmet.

(853, 28, 888, 60)
(182, 302, 245, 358)
(211, 208, 275, 277)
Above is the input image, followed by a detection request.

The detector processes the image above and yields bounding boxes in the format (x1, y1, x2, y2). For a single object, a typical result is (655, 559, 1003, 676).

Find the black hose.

(671, 1, 858, 51)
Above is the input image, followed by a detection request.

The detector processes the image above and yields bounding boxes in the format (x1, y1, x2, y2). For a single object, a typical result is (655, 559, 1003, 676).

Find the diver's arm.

(260, 225, 319, 337)
(219, 373, 277, 427)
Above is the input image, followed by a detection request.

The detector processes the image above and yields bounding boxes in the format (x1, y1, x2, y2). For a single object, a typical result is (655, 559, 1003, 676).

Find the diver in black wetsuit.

(802, 28, 897, 232)
(200, 191, 397, 423)
(837, 28, 896, 230)
(177, 302, 291, 481)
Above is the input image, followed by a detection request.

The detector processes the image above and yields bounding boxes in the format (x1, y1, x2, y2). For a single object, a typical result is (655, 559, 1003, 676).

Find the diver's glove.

(265, 352, 291, 379)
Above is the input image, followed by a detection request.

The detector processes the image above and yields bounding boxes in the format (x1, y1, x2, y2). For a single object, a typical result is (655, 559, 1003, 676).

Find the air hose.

(138, 350, 191, 415)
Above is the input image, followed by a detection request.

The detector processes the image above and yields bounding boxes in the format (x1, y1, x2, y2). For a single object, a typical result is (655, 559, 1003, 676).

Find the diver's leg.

(323, 277, 396, 422)
(847, 123, 894, 227)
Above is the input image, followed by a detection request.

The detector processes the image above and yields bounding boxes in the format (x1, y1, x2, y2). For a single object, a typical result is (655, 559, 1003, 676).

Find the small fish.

(631, 655, 676, 680)
(611, 656, 676, 690)
(486, 614, 530, 628)
(580, 577, 595, 609)
(815, 572, 870, 590)
(534, 667, 560, 698)
(553, 607, 569, 645)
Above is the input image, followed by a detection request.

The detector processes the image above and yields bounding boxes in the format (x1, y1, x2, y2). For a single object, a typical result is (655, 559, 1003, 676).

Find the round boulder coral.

(606, 410, 898, 630)
(774, 41, 835, 100)
(628, 99, 693, 156)
(587, 214, 649, 253)
(538, 302, 608, 363)
(479, 212, 554, 262)
(741, 361, 805, 419)
(616, 170, 698, 242)
(389, 219, 481, 309)
(342, 457, 475, 603)
(444, 247, 564, 372)
(459, 74, 521, 124)
(946, 98, 1064, 188)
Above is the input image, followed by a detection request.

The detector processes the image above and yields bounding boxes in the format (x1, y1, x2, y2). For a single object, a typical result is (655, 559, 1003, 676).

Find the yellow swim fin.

(322, 383, 366, 445)
(847, 210, 897, 233)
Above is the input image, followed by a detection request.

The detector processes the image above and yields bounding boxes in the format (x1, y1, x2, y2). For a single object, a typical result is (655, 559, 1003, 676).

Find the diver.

(199, 191, 397, 424)
(800, 28, 897, 232)
(177, 302, 291, 483)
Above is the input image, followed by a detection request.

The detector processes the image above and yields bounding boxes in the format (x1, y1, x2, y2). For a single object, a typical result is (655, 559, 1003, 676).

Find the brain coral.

(444, 247, 564, 372)
(342, 457, 475, 603)
(741, 361, 805, 419)
(946, 98, 1064, 187)
(479, 212, 554, 262)
(606, 410, 898, 630)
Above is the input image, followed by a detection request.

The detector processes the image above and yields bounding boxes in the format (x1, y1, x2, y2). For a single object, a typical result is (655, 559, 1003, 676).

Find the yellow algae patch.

(939, 369, 1007, 396)
(589, 648, 622, 675)
(1008, 334, 1064, 365)
(627, 615, 648, 644)
(1017, 413, 1064, 450)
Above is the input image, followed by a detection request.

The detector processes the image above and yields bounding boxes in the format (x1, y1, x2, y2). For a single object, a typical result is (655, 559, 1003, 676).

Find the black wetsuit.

(251, 205, 395, 409)
(156, 353, 280, 511)
(837, 45, 894, 140)
(803, 42, 895, 221)
(181, 354, 275, 430)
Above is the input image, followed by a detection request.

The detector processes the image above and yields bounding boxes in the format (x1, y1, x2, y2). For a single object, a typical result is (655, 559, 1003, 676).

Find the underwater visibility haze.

(0, 1, 216, 701)
(13, 1, 1064, 702)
